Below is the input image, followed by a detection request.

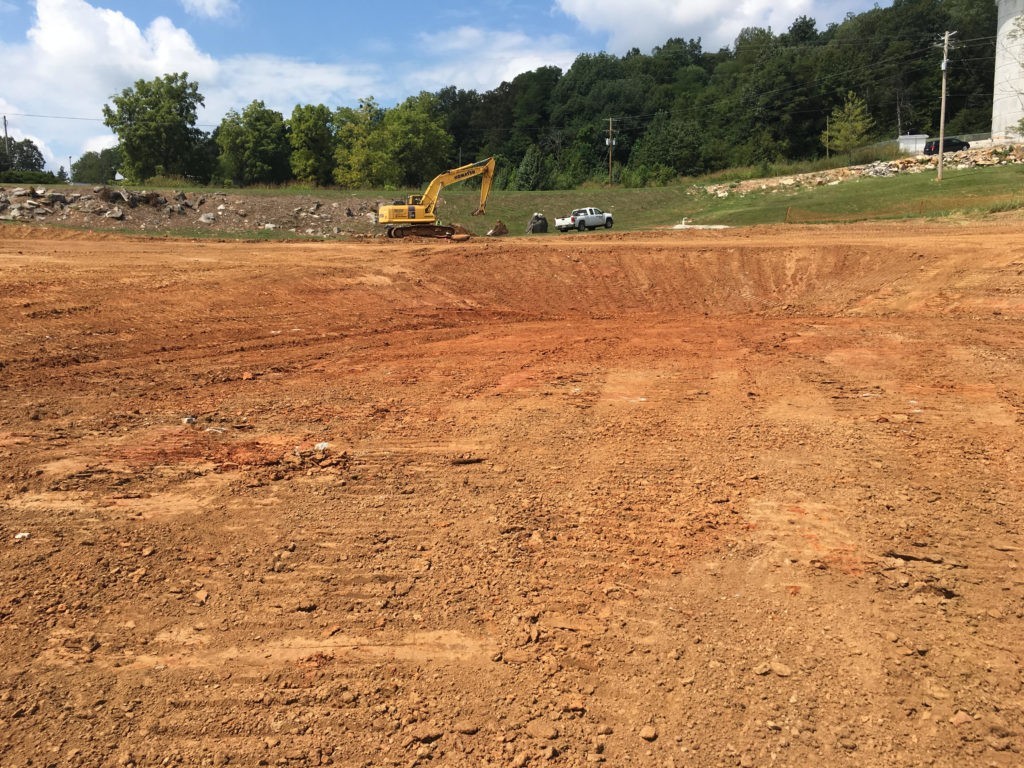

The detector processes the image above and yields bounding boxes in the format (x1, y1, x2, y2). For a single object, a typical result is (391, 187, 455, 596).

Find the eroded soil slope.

(1, 222, 1022, 767)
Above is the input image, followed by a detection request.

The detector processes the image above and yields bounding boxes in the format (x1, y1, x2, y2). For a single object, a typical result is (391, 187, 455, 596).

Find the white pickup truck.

(554, 207, 613, 232)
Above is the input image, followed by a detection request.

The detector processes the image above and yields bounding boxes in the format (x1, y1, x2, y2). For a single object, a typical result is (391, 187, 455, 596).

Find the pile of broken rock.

(0, 185, 202, 225)
(0, 185, 381, 237)
(702, 143, 1024, 198)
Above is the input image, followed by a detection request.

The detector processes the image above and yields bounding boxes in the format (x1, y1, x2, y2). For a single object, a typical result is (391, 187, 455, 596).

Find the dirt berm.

(0, 220, 1022, 767)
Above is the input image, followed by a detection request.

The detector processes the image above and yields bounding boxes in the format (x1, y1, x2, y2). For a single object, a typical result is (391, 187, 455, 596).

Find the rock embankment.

(0, 185, 379, 237)
(702, 144, 1024, 198)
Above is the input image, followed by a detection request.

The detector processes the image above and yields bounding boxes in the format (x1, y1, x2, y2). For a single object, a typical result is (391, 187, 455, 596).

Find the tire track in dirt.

(2, 223, 1024, 767)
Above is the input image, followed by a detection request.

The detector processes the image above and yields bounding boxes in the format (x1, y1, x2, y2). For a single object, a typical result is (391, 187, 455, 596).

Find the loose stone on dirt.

(2, 220, 1023, 767)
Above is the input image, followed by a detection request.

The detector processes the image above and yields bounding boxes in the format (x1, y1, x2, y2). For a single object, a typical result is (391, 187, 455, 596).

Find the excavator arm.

(419, 156, 495, 216)
(378, 157, 496, 238)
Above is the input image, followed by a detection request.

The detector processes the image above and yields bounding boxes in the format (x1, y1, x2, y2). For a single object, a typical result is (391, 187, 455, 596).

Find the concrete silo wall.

(993, 0, 1024, 140)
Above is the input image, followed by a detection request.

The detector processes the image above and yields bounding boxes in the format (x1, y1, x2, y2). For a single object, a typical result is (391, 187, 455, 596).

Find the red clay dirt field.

(0, 220, 1023, 768)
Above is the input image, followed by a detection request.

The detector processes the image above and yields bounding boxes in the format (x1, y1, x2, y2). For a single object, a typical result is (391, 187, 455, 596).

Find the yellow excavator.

(376, 157, 495, 238)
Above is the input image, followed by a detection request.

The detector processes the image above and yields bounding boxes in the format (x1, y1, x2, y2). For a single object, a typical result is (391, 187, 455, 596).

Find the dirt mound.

(1, 223, 1022, 767)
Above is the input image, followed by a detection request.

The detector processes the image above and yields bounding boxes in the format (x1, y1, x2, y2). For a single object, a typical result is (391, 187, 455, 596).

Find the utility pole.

(3, 115, 9, 159)
(937, 30, 956, 182)
(606, 118, 616, 185)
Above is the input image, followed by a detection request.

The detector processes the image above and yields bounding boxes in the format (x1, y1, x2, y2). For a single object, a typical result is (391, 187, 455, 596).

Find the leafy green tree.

(418, 0, 992, 180)
(215, 100, 291, 186)
(82, 2, 996, 189)
(289, 104, 335, 186)
(642, 38, 709, 114)
(190, 133, 219, 185)
(508, 67, 562, 158)
(102, 72, 208, 182)
(822, 92, 875, 157)
(434, 86, 484, 165)
(645, 38, 705, 86)
(783, 15, 819, 45)
(512, 144, 544, 190)
(0, 138, 46, 173)
(628, 111, 702, 179)
(550, 53, 624, 129)
(334, 94, 452, 188)
(698, 26, 801, 167)
(333, 98, 388, 187)
(379, 93, 454, 186)
(71, 147, 122, 183)
(944, 0, 998, 134)
(0, 170, 60, 184)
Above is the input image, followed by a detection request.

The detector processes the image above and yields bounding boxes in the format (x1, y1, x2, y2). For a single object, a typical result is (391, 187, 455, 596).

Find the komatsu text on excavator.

(376, 157, 495, 239)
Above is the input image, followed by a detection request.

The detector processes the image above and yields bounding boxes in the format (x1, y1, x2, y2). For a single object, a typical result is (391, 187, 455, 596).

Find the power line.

(4, 111, 220, 129)
(6, 112, 103, 122)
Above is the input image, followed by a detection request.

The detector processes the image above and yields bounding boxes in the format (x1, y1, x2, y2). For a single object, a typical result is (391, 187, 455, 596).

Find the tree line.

(0, 137, 58, 184)
(64, 0, 994, 189)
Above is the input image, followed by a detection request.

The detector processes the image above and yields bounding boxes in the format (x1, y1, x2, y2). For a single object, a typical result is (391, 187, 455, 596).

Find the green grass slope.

(437, 164, 1024, 234)
(51, 162, 1024, 240)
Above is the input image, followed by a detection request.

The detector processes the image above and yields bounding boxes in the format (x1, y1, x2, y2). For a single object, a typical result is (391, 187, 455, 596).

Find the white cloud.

(207, 55, 380, 119)
(0, 0, 221, 166)
(1, 0, 873, 172)
(555, 0, 841, 51)
(180, 0, 237, 20)
(409, 26, 579, 93)
(0, 0, 379, 169)
(19, 0, 218, 91)
(82, 133, 119, 154)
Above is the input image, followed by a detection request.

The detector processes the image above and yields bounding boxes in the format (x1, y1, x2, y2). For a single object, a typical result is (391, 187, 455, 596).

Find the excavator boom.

(377, 157, 496, 238)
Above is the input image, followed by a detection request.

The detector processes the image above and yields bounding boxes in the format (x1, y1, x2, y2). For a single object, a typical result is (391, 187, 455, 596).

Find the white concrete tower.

(993, 0, 1024, 140)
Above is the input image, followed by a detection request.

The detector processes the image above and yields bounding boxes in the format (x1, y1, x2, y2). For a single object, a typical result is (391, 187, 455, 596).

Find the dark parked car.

(923, 137, 970, 155)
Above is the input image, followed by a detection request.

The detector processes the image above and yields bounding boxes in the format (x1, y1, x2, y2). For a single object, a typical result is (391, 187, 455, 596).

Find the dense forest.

(49, 0, 1000, 189)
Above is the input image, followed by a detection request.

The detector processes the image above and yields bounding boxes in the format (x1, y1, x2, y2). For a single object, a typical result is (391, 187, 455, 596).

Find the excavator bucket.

(471, 159, 494, 217)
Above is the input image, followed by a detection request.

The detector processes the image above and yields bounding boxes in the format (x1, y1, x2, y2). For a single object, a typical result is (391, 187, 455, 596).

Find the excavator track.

(386, 224, 456, 239)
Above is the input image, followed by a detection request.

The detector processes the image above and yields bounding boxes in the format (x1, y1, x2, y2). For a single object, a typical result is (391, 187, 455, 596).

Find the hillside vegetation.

(71, 1, 996, 192)
(7, 148, 1024, 238)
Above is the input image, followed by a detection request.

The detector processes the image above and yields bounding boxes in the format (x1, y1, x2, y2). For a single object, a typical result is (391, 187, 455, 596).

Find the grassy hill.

(23, 160, 1023, 240)
(433, 163, 1024, 234)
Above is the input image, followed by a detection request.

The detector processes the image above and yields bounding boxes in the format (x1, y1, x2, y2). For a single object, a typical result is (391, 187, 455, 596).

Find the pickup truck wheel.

(605, 218, 613, 229)
(577, 220, 586, 232)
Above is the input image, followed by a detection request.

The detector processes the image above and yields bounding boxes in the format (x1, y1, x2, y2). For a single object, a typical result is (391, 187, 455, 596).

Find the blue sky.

(0, 0, 884, 170)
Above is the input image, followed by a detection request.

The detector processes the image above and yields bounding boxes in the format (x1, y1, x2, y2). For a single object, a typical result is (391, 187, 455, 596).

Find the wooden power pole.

(937, 30, 956, 182)
(606, 118, 616, 184)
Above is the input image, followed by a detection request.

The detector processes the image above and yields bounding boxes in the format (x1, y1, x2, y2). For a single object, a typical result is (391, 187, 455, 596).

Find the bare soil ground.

(1, 219, 1022, 768)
